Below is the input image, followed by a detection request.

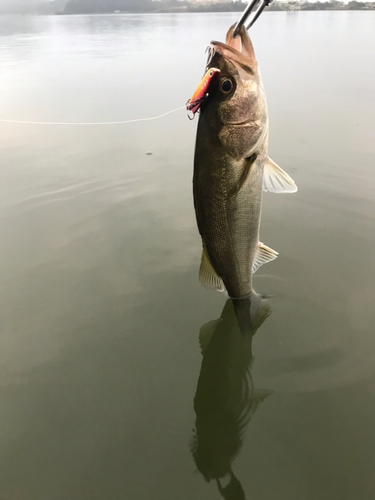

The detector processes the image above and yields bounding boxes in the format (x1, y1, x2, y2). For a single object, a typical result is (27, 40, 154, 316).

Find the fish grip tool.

(232, 0, 273, 38)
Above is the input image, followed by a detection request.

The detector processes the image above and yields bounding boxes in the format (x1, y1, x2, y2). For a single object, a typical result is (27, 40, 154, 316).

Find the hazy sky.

(0, 0, 45, 5)
(0, 0, 40, 3)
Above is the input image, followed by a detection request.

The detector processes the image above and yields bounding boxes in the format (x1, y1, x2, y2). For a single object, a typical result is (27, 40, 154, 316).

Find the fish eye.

(220, 79, 233, 94)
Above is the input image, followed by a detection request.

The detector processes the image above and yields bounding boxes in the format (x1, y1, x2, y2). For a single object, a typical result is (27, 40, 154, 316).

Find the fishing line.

(0, 105, 186, 126)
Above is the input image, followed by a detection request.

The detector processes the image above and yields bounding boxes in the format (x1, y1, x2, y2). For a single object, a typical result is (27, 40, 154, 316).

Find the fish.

(191, 298, 273, 496)
(190, 24, 297, 299)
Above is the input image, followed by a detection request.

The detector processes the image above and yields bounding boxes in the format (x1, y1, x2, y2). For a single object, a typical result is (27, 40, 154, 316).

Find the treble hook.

(232, 0, 273, 38)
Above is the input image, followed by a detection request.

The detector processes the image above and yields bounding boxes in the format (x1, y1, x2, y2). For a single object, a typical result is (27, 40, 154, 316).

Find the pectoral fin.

(228, 153, 257, 198)
(263, 157, 298, 193)
(252, 243, 278, 273)
(199, 246, 225, 292)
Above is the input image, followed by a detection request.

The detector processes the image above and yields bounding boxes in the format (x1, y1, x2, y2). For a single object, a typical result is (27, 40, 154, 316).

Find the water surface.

(1, 11, 375, 500)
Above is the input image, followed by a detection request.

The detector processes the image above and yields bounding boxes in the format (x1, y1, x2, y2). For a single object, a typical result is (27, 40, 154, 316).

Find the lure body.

(186, 68, 220, 114)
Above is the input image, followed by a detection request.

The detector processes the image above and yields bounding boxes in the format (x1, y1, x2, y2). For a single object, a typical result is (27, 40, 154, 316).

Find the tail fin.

(232, 294, 272, 337)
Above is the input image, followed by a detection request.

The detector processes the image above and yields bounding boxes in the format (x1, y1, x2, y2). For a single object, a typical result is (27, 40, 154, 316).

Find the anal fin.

(199, 246, 225, 292)
(252, 243, 278, 273)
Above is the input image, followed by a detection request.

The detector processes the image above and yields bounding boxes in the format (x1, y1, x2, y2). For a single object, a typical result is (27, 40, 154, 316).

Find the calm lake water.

(1, 10, 375, 500)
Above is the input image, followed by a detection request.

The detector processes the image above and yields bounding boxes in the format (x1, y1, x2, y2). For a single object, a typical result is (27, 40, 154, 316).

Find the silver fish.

(191, 25, 297, 299)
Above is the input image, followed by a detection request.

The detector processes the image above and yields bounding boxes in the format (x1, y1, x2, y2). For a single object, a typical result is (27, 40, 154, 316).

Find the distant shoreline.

(1, 11, 373, 17)
(1, 0, 374, 16)
(1, 6, 374, 16)
(52, 9, 375, 15)
(58, 1, 374, 16)
(57, 9, 374, 14)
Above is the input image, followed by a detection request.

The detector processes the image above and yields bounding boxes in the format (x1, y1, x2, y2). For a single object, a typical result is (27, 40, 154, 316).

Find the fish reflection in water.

(191, 297, 273, 500)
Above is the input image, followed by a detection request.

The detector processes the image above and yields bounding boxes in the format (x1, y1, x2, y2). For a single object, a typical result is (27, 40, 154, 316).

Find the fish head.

(202, 25, 268, 159)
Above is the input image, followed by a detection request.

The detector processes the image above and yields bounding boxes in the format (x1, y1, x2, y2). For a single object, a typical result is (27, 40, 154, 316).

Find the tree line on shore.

(2, 0, 370, 15)
(60, 0, 372, 15)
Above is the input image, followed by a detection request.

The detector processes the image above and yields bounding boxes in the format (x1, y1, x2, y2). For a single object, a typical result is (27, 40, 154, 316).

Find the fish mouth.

(230, 122, 250, 127)
(209, 25, 258, 81)
(226, 119, 260, 127)
(186, 25, 257, 115)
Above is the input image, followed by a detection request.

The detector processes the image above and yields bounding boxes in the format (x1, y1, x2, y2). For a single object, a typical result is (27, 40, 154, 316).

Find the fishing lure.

(186, 67, 220, 116)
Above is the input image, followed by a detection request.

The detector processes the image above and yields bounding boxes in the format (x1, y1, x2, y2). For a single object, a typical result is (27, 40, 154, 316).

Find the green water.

(0, 11, 374, 500)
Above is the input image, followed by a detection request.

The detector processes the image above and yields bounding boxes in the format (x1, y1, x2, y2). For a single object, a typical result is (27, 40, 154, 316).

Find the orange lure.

(186, 67, 221, 114)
